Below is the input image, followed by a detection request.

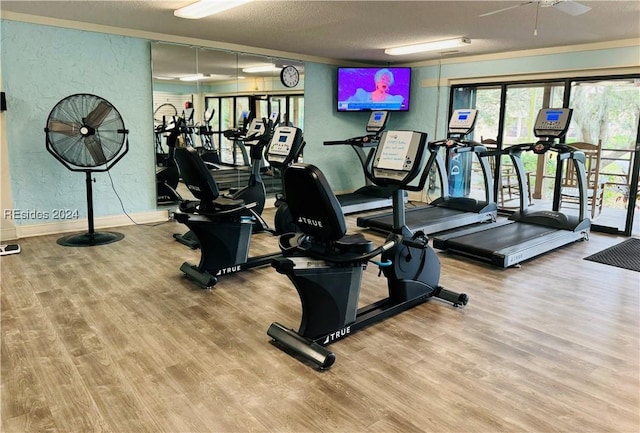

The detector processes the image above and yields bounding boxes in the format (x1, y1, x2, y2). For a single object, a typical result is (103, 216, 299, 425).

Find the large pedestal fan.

(45, 93, 129, 247)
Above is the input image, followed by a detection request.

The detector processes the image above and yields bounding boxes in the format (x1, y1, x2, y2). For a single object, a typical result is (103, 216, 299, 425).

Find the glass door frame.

(450, 73, 640, 236)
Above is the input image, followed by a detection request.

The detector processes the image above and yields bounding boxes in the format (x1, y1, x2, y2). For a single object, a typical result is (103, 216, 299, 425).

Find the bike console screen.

(372, 130, 427, 185)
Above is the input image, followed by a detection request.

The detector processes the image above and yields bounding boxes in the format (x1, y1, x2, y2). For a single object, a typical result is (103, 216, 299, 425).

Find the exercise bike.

(174, 113, 302, 248)
(173, 116, 274, 248)
(267, 129, 468, 369)
(172, 124, 305, 288)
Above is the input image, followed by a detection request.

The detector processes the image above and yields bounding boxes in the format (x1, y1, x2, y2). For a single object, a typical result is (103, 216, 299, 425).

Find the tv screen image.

(337, 67, 411, 112)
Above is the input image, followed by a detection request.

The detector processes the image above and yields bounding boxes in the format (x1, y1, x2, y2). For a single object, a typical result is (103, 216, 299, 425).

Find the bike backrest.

(283, 163, 346, 242)
(174, 146, 220, 204)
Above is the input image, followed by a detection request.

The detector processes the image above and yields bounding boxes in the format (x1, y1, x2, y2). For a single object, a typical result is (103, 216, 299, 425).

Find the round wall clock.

(280, 65, 300, 88)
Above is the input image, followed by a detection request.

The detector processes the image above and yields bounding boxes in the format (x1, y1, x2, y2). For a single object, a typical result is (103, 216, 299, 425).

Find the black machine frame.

(433, 108, 592, 267)
(357, 109, 498, 235)
(173, 125, 306, 288)
(268, 130, 468, 369)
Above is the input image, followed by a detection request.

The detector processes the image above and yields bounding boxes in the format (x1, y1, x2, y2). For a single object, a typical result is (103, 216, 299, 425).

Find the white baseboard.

(14, 210, 170, 239)
(0, 226, 18, 242)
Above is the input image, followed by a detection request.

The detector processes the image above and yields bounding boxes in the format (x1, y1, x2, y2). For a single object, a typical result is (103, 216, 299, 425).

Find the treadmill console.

(266, 126, 303, 165)
(533, 108, 572, 139)
(448, 109, 477, 135)
(366, 111, 389, 134)
(372, 130, 428, 185)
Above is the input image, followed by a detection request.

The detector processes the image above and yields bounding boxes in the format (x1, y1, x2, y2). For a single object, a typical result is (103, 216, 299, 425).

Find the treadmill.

(433, 108, 591, 268)
(324, 111, 397, 214)
(357, 109, 497, 234)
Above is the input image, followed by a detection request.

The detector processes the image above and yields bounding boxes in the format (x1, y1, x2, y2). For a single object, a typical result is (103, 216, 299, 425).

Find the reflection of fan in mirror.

(153, 102, 177, 125)
(45, 93, 129, 247)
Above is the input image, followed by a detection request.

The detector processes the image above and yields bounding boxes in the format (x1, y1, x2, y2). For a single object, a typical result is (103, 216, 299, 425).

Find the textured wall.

(1, 20, 155, 226)
(302, 62, 379, 193)
(1, 18, 636, 226)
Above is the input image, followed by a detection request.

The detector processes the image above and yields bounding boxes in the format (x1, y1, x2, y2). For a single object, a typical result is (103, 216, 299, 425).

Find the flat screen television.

(337, 67, 411, 112)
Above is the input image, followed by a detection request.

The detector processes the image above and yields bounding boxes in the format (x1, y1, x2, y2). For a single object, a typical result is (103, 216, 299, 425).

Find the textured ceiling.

(2, 0, 639, 64)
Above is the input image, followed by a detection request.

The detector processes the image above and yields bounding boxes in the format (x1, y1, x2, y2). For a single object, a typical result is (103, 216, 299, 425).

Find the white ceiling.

(2, 1, 639, 70)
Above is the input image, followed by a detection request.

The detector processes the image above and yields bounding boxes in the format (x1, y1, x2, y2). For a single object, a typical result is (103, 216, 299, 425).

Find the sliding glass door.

(568, 79, 640, 234)
(450, 74, 640, 236)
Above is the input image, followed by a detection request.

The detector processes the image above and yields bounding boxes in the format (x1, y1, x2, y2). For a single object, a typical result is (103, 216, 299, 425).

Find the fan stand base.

(56, 231, 124, 247)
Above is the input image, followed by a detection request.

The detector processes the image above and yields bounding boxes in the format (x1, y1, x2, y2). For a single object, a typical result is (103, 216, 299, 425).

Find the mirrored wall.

(151, 42, 304, 206)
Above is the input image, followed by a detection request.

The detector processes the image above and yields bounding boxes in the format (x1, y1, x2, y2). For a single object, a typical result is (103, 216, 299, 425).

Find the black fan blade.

(47, 119, 83, 136)
(84, 135, 108, 165)
(84, 101, 112, 129)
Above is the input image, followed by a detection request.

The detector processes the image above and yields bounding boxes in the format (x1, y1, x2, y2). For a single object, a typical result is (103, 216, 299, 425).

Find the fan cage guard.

(44, 93, 130, 247)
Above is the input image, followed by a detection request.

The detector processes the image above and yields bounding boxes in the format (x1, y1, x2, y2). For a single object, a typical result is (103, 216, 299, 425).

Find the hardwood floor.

(1, 208, 638, 432)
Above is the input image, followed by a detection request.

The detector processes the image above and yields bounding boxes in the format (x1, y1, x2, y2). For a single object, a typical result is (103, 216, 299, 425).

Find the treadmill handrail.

(497, 139, 589, 220)
(427, 138, 495, 204)
(428, 138, 487, 154)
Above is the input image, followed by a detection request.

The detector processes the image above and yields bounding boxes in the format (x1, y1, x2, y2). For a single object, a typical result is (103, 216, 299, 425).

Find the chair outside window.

(481, 137, 533, 208)
(559, 140, 605, 220)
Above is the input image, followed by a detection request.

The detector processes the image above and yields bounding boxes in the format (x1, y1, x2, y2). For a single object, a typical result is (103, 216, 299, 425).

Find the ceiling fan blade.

(47, 119, 83, 136)
(84, 135, 108, 165)
(84, 100, 112, 129)
(479, 1, 534, 17)
(553, 0, 591, 16)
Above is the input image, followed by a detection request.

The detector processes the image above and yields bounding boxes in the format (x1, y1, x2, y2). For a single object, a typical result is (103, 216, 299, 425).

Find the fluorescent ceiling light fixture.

(178, 73, 234, 81)
(174, 0, 253, 19)
(242, 65, 282, 73)
(385, 37, 471, 55)
(179, 73, 206, 82)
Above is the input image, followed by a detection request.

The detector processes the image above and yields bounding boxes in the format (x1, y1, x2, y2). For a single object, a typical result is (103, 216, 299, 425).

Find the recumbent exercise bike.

(267, 129, 468, 369)
(172, 124, 305, 288)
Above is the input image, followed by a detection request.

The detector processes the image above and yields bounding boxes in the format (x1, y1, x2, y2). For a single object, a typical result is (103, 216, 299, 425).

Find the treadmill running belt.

(363, 206, 461, 231)
(444, 222, 556, 256)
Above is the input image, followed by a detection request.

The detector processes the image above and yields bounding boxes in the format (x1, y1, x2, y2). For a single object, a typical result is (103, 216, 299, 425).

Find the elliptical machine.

(156, 117, 183, 205)
(195, 107, 221, 170)
(222, 113, 279, 231)
(267, 130, 468, 369)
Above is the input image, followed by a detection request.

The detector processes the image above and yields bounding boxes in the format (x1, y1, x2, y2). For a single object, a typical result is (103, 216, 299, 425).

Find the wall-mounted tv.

(337, 67, 411, 112)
